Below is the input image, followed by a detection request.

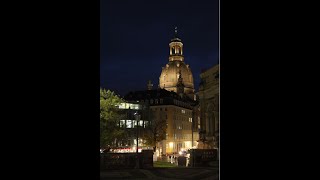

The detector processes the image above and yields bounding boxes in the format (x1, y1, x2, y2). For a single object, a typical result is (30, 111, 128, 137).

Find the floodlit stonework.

(159, 27, 195, 99)
(198, 64, 219, 150)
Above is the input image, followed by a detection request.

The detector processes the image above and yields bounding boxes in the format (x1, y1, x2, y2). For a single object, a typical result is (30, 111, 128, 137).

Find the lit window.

(169, 142, 174, 148)
(118, 103, 125, 109)
(126, 120, 132, 128)
(120, 120, 125, 128)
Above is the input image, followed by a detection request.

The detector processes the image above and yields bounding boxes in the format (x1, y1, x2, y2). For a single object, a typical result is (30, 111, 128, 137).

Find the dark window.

(160, 108, 162, 111)
(165, 108, 167, 111)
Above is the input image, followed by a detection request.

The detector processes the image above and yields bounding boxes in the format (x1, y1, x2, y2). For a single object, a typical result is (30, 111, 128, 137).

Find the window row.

(118, 103, 141, 110)
(172, 134, 192, 140)
(141, 99, 164, 105)
(152, 107, 167, 111)
(119, 120, 149, 128)
(174, 108, 192, 115)
(173, 100, 191, 108)
(173, 123, 192, 130)
(174, 116, 192, 122)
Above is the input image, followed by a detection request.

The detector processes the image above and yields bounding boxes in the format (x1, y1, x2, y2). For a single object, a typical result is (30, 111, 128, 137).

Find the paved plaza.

(100, 167, 219, 180)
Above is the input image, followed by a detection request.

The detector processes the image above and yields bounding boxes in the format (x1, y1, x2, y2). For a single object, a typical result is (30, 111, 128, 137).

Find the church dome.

(159, 27, 195, 97)
(159, 60, 194, 95)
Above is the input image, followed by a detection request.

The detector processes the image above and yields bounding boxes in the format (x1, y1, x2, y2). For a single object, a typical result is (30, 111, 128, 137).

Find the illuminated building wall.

(125, 88, 198, 155)
(198, 64, 219, 149)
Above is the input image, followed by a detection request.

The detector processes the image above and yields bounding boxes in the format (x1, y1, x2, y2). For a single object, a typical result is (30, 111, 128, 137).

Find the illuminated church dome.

(159, 27, 195, 98)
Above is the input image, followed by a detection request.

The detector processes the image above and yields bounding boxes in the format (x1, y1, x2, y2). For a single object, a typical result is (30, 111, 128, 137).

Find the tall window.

(126, 120, 132, 128)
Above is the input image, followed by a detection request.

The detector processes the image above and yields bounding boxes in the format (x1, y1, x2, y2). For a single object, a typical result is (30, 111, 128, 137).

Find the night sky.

(100, 0, 219, 96)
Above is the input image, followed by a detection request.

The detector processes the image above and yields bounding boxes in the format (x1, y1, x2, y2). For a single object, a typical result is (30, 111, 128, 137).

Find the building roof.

(160, 60, 194, 90)
(124, 88, 197, 108)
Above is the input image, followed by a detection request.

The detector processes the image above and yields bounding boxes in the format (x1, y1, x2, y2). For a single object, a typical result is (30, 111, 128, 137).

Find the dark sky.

(100, 0, 219, 96)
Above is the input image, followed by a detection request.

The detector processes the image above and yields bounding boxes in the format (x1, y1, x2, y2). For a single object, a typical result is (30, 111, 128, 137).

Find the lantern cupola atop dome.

(169, 27, 184, 62)
(159, 27, 195, 98)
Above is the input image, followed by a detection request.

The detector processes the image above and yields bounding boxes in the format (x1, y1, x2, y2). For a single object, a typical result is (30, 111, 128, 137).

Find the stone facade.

(125, 89, 198, 155)
(198, 64, 219, 150)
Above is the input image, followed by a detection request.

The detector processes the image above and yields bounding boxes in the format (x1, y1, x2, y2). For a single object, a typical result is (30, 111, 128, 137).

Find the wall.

(100, 150, 153, 170)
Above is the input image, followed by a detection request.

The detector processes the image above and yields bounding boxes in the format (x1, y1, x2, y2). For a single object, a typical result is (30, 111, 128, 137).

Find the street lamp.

(134, 111, 141, 168)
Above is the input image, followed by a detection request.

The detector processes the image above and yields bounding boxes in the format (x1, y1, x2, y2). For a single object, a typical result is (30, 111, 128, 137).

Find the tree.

(141, 105, 167, 152)
(100, 88, 125, 148)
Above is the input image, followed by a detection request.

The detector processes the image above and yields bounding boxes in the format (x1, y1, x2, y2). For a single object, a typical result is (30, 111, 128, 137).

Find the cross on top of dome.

(171, 26, 181, 42)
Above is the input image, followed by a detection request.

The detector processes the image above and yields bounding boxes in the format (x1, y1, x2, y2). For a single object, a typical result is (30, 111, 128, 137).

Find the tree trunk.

(153, 134, 157, 152)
